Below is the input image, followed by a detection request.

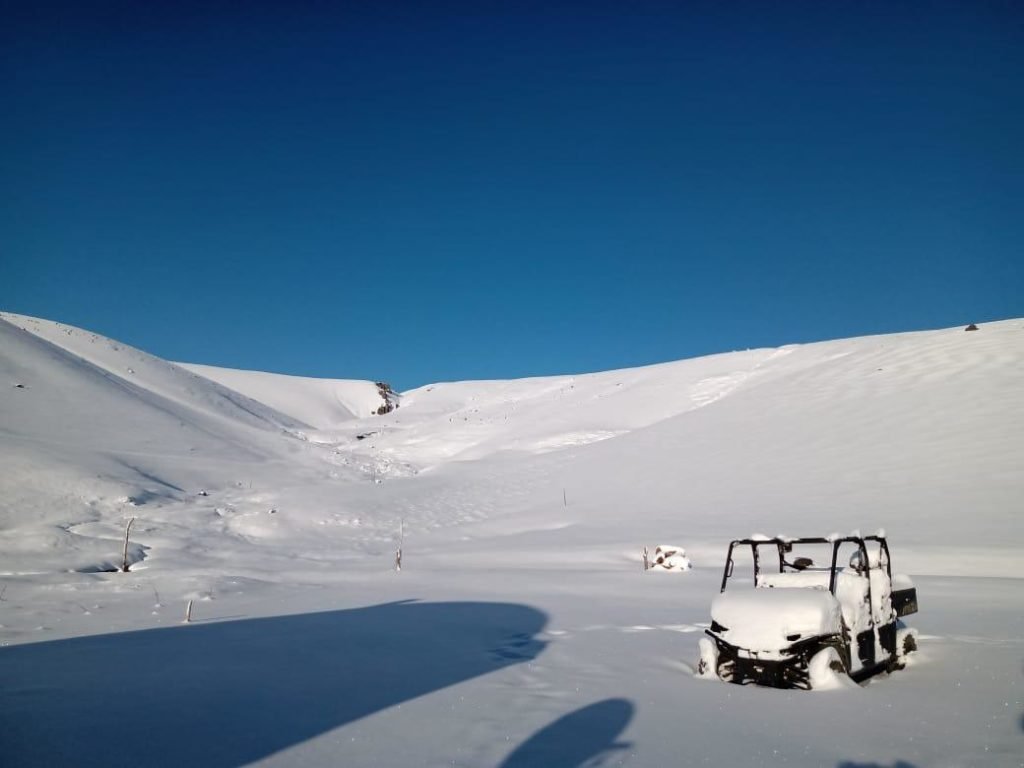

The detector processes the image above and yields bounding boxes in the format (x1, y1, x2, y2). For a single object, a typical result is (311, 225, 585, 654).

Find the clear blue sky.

(3, 1, 1022, 389)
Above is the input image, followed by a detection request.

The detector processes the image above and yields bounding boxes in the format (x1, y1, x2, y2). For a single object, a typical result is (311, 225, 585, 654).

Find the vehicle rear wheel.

(896, 626, 918, 661)
(902, 633, 917, 654)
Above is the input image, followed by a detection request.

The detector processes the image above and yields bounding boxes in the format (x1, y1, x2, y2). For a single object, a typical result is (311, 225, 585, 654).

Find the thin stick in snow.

(563, 488, 567, 507)
(121, 517, 136, 573)
(184, 599, 194, 623)
(395, 518, 404, 572)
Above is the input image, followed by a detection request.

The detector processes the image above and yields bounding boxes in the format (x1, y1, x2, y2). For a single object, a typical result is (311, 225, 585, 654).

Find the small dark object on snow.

(197, 490, 209, 497)
(374, 381, 399, 415)
(13, 383, 25, 389)
(965, 323, 979, 331)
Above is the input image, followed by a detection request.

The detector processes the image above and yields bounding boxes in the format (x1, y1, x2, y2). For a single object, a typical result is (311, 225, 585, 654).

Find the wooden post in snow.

(395, 519, 404, 572)
(121, 517, 136, 573)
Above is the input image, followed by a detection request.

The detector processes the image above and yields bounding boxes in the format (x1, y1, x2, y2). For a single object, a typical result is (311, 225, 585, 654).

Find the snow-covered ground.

(1, 310, 1022, 767)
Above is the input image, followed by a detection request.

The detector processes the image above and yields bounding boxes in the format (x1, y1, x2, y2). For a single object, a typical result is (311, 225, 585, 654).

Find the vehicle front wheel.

(808, 646, 853, 690)
(696, 637, 720, 680)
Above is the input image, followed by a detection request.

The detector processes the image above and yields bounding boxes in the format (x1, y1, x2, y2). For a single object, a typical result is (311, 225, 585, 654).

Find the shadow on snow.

(0, 600, 547, 767)
(499, 698, 634, 768)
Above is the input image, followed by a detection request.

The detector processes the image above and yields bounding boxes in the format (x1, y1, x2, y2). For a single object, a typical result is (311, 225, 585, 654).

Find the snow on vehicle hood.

(711, 587, 842, 652)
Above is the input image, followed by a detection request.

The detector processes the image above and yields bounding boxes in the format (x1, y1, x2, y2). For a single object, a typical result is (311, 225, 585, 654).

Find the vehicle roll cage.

(719, 535, 893, 597)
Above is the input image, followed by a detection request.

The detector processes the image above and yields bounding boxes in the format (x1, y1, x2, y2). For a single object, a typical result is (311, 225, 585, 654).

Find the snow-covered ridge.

(179, 363, 392, 429)
(1, 312, 309, 434)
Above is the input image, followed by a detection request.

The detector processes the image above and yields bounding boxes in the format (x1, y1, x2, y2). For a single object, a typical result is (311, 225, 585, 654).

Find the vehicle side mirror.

(792, 557, 813, 570)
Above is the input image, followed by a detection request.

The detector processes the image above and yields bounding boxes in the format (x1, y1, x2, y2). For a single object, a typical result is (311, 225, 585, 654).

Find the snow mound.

(646, 545, 692, 571)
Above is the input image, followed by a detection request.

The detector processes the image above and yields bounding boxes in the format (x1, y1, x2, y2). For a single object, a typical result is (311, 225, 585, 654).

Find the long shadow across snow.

(0, 600, 547, 767)
(499, 698, 634, 767)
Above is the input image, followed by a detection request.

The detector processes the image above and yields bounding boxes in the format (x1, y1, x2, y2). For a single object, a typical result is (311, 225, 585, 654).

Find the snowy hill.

(1, 312, 1022, 767)
(179, 362, 393, 429)
(2, 313, 309, 434)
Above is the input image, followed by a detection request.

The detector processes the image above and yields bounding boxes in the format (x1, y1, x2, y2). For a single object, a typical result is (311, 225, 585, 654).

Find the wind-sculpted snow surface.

(1, 313, 1023, 766)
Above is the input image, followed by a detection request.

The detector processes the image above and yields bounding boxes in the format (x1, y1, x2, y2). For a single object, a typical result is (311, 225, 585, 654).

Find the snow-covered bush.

(646, 545, 691, 572)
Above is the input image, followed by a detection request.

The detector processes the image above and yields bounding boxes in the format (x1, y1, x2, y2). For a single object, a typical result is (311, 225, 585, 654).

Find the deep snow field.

(1, 311, 1022, 767)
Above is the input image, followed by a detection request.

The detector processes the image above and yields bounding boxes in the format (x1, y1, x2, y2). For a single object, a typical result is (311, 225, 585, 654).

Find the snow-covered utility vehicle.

(697, 534, 918, 689)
